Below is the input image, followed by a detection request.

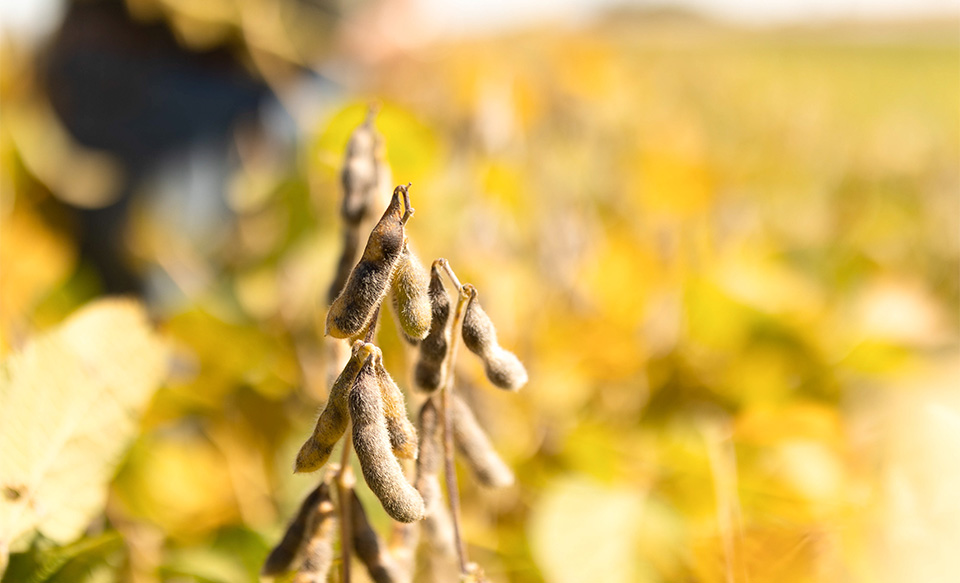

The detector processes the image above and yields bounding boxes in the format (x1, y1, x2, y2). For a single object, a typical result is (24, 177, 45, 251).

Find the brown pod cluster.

(351, 489, 407, 583)
(413, 265, 451, 391)
(452, 392, 514, 488)
(351, 358, 425, 523)
(415, 399, 457, 558)
(374, 355, 418, 460)
(291, 489, 337, 583)
(461, 285, 528, 390)
(261, 482, 332, 576)
(326, 186, 408, 339)
(390, 243, 432, 343)
(296, 342, 379, 473)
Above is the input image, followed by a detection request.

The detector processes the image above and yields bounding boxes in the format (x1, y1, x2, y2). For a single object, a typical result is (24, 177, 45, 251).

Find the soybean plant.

(263, 113, 527, 583)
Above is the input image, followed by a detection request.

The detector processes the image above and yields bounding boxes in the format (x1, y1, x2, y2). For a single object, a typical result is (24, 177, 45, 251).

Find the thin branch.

(337, 434, 355, 583)
(435, 257, 463, 292)
(364, 305, 381, 344)
(437, 271, 473, 575)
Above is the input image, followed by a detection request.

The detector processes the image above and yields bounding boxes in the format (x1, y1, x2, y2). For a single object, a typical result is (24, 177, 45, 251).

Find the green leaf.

(2, 531, 122, 583)
(0, 299, 169, 572)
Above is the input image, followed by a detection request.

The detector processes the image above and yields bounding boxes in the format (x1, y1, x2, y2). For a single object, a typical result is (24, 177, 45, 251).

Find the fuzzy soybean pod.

(350, 489, 407, 583)
(375, 356, 418, 460)
(261, 482, 331, 576)
(296, 342, 379, 473)
(340, 113, 383, 226)
(415, 399, 457, 559)
(461, 285, 528, 390)
(351, 358, 425, 523)
(451, 392, 514, 488)
(291, 489, 337, 583)
(413, 265, 450, 391)
(327, 226, 361, 305)
(390, 243, 432, 342)
(326, 186, 407, 339)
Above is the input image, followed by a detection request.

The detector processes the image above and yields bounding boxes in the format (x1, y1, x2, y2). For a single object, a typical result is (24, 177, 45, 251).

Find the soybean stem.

(337, 436, 355, 583)
(399, 183, 415, 225)
(364, 305, 381, 344)
(435, 258, 463, 292)
(438, 278, 472, 575)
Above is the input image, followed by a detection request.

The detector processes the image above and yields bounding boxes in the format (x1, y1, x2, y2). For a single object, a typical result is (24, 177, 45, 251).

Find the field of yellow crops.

(1, 12, 958, 583)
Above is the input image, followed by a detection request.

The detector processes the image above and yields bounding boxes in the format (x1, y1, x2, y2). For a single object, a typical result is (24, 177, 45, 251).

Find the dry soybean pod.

(327, 226, 362, 305)
(326, 185, 411, 339)
(374, 354, 418, 460)
(413, 263, 451, 391)
(390, 242, 431, 342)
(461, 284, 528, 390)
(296, 342, 379, 473)
(261, 481, 331, 576)
(291, 488, 337, 583)
(415, 399, 457, 559)
(340, 106, 381, 226)
(351, 355, 425, 523)
(350, 489, 406, 583)
(451, 392, 514, 488)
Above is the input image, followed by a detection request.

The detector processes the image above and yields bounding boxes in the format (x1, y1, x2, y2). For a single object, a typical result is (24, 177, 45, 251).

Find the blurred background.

(1, 0, 958, 582)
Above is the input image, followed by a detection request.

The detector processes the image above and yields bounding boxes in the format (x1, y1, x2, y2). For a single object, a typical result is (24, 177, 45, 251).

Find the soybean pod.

(461, 285, 528, 390)
(350, 356, 425, 523)
(340, 107, 383, 226)
(374, 355, 418, 460)
(390, 243, 432, 343)
(261, 482, 331, 576)
(295, 342, 378, 473)
(351, 489, 406, 583)
(326, 185, 410, 339)
(291, 487, 337, 583)
(451, 392, 514, 488)
(413, 263, 451, 391)
(415, 399, 456, 558)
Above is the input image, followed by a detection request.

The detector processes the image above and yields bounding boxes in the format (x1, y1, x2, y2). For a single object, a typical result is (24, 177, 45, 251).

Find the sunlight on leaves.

(0, 299, 168, 570)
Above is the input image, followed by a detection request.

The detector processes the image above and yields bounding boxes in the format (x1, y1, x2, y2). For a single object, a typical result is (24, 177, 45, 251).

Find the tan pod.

(452, 392, 514, 488)
(326, 186, 407, 339)
(295, 342, 378, 473)
(390, 244, 432, 342)
(351, 359, 426, 523)
(461, 286, 528, 390)
(413, 265, 450, 391)
(375, 356, 418, 460)
(261, 482, 332, 576)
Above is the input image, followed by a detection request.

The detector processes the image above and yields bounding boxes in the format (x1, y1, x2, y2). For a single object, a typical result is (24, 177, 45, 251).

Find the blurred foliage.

(1, 7, 959, 583)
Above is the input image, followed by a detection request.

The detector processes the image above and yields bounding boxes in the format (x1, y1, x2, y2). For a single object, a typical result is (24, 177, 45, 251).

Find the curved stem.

(337, 438, 355, 583)
(438, 275, 472, 575)
(364, 305, 381, 344)
(435, 257, 463, 292)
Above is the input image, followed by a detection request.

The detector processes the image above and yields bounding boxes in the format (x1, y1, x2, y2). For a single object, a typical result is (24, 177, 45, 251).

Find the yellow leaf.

(0, 299, 168, 564)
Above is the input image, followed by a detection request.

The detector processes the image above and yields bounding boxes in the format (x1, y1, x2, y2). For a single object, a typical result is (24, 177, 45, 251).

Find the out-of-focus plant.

(0, 300, 168, 576)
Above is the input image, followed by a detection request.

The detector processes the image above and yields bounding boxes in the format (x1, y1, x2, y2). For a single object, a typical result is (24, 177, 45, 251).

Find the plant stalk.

(437, 262, 472, 575)
(337, 437, 355, 583)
